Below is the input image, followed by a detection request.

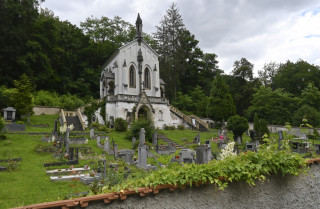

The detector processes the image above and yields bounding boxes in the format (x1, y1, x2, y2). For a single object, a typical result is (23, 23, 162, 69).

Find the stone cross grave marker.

(138, 145, 147, 169)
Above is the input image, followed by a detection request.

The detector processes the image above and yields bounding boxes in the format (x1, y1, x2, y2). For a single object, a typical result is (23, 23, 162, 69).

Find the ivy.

(102, 137, 307, 194)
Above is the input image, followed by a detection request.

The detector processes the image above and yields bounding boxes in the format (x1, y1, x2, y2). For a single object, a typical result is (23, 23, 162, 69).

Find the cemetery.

(1, 112, 320, 208)
(2, 2, 320, 208)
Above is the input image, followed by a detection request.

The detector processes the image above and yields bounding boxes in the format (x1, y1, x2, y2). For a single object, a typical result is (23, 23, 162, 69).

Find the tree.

(258, 62, 278, 88)
(154, 3, 186, 100)
(300, 83, 320, 111)
(253, 113, 269, 140)
(207, 74, 236, 123)
(227, 115, 249, 144)
(11, 74, 34, 119)
(247, 86, 298, 125)
(292, 105, 320, 127)
(273, 59, 320, 96)
(232, 58, 254, 81)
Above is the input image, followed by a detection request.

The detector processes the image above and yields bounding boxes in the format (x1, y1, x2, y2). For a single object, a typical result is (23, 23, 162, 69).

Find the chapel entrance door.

(138, 106, 149, 120)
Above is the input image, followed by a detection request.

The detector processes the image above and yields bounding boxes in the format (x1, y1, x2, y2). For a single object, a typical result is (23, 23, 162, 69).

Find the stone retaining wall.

(33, 106, 60, 115)
(85, 165, 320, 209)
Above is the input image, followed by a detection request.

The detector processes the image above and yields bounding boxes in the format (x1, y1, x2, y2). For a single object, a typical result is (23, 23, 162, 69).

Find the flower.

(220, 142, 237, 160)
(59, 124, 67, 134)
(68, 124, 74, 131)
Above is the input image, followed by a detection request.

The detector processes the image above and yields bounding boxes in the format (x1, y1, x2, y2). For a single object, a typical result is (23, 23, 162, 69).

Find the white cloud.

(40, 0, 320, 75)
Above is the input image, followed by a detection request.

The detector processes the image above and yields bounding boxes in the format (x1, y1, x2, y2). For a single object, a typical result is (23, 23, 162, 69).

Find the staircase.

(169, 106, 209, 131)
(65, 116, 83, 131)
(157, 134, 188, 150)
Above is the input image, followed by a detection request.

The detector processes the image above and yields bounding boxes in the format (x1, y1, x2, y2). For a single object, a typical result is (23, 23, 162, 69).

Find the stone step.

(157, 134, 189, 150)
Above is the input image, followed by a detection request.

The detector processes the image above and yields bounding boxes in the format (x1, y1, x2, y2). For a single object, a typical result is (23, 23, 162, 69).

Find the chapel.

(99, 14, 207, 130)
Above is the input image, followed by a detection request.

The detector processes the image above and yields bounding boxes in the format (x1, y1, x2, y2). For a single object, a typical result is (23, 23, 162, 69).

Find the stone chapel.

(98, 14, 207, 130)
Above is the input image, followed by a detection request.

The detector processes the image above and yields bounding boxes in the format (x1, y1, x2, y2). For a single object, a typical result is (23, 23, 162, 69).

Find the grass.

(0, 134, 88, 209)
(2, 114, 317, 208)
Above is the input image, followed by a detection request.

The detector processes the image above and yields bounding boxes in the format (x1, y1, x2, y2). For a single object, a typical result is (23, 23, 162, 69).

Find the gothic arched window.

(129, 65, 136, 88)
(144, 68, 151, 89)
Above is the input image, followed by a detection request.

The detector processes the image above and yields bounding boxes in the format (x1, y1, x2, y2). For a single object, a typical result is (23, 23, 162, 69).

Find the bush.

(126, 119, 154, 142)
(227, 115, 249, 143)
(292, 105, 320, 127)
(163, 124, 175, 130)
(177, 125, 185, 130)
(114, 118, 128, 131)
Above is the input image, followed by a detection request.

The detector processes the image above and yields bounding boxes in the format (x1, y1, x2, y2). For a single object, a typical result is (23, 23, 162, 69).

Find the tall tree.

(207, 74, 236, 123)
(247, 86, 298, 125)
(258, 62, 278, 88)
(232, 58, 254, 81)
(154, 3, 186, 100)
(273, 59, 320, 96)
(12, 74, 34, 119)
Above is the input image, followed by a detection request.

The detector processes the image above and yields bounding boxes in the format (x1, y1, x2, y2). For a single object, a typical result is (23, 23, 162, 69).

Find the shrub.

(163, 124, 175, 130)
(292, 105, 320, 127)
(114, 118, 128, 132)
(177, 125, 185, 130)
(227, 115, 249, 143)
(0, 116, 5, 133)
(126, 119, 154, 142)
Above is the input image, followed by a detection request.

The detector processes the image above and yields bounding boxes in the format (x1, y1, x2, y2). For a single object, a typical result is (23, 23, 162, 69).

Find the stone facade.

(98, 14, 183, 129)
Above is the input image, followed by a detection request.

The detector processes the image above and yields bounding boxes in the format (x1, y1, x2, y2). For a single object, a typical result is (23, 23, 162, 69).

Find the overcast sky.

(40, 0, 320, 75)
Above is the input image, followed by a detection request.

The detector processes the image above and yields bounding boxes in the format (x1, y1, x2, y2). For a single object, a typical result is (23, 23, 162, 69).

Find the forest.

(1, 0, 320, 127)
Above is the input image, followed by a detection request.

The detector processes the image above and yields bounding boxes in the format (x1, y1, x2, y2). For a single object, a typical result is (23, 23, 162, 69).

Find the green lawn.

(2, 114, 318, 208)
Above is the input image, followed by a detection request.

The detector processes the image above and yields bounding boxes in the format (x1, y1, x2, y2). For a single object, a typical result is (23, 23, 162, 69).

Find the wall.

(84, 165, 320, 209)
(248, 123, 320, 136)
(33, 106, 60, 115)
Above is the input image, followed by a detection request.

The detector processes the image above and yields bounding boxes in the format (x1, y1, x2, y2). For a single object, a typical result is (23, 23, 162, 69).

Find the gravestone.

(100, 159, 107, 179)
(138, 128, 147, 169)
(179, 149, 196, 163)
(195, 145, 212, 164)
(205, 140, 211, 148)
(194, 134, 200, 144)
(218, 142, 227, 150)
(53, 120, 58, 135)
(278, 130, 283, 149)
(236, 136, 241, 144)
(90, 128, 95, 139)
(96, 136, 101, 147)
(69, 147, 74, 160)
(132, 137, 136, 149)
(118, 150, 134, 165)
(114, 144, 118, 158)
(315, 144, 320, 154)
(138, 145, 147, 169)
(290, 141, 301, 153)
(139, 128, 146, 146)
(152, 132, 158, 146)
(104, 138, 110, 153)
(246, 143, 257, 152)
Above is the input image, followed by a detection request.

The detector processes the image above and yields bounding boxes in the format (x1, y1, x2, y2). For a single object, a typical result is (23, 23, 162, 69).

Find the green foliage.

(247, 85, 297, 124)
(226, 115, 249, 142)
(273, 60, 320, 96)
(163, 124, 176, 130)
(207, 74, 236, 121)
(84, 100, 104, 125)
(292, 105, 320, 127)
(103, 137, 306, 194)
(253, 113, 269, 139)
(12, 74, 34, 118)
(114, 118, 128, 132)
(126, 119, 154, 142)
(301, 83, 320, 111)
(0, 117, 5, 133)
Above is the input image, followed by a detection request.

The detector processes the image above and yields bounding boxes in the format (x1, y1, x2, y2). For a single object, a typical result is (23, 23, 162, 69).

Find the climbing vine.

(101, 137, 307, 194)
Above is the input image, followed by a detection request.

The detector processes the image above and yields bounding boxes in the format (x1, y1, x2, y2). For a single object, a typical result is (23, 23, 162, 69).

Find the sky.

(40, 0, 320, 75)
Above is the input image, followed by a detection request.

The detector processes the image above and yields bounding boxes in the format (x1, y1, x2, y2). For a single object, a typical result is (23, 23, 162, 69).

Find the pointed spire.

(136, 13, 143, 45)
